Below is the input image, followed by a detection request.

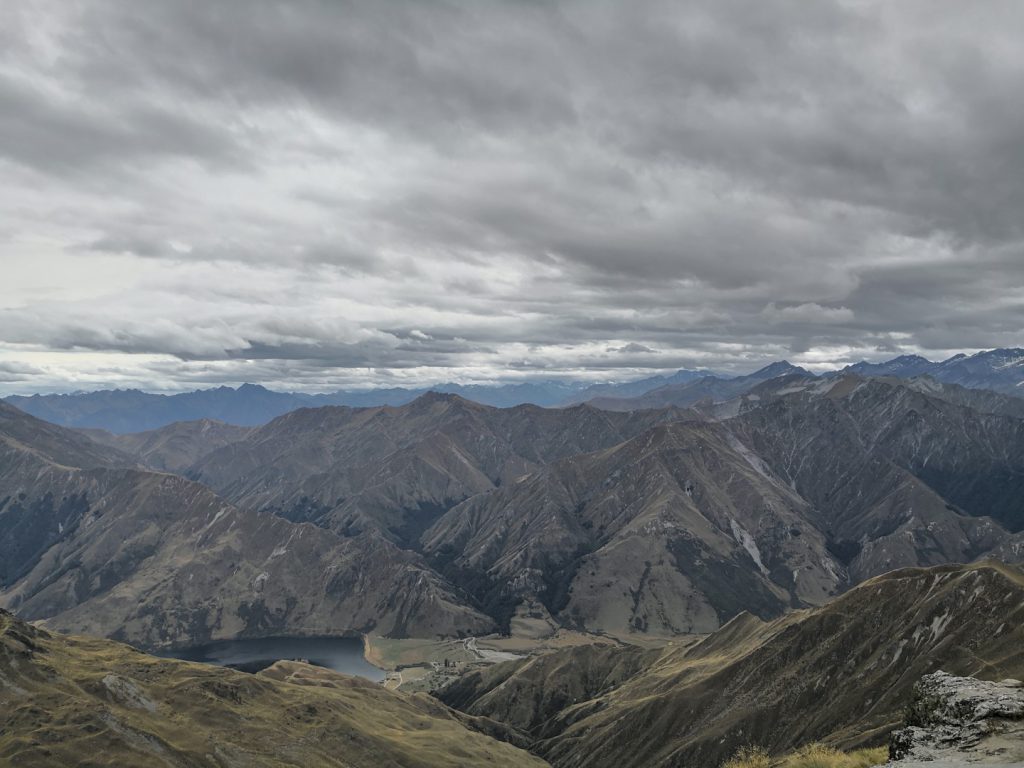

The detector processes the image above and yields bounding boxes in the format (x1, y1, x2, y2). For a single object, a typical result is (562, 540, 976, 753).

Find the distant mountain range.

(5, 348, 1022, 433)
(841, 348, 1024, 393)
(2, 374, 717, 433)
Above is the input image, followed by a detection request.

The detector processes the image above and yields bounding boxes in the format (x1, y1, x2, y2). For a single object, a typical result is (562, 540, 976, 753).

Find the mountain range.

(2, 375, 716, 433)
(0, 400, 494, 648)
(3, 348, 1024, 765)
(3, 362, 1024, 648)
(6, 348, 1022, 434)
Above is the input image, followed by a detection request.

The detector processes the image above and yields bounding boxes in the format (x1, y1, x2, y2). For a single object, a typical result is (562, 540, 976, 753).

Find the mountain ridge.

(0, 402, 495, 648)
(6, 348, 1023, 433)
(440, 561, 1024, 768)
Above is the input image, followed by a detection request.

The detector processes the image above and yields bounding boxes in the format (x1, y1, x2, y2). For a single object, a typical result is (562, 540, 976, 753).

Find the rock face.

(889, 672, 1024, 764)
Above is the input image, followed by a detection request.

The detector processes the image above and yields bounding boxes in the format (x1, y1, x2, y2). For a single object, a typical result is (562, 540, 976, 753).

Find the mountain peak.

(410, 390, 479, 408)
(750, 360, 809, 379)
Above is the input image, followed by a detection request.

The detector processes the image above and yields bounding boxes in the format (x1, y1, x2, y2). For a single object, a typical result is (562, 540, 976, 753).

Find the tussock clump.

(723, 743, 887, 768)
(723, 745, 771, 768)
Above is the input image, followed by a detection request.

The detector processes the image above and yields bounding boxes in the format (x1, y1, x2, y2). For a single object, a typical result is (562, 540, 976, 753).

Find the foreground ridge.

(0, 608, 546, 767)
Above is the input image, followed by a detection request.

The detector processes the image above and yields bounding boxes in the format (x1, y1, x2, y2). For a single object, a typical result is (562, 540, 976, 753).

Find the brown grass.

(723, 743, 888, 768)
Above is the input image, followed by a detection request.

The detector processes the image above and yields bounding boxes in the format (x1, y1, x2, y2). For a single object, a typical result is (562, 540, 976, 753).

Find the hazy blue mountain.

(561, 368, 722, 404)
(843, 354, 935, 378)
(3, 372, 712, 433)
(7, 350, 1020, 433)
(841, 348, 1024, 396)
(4, 385, 313, 433)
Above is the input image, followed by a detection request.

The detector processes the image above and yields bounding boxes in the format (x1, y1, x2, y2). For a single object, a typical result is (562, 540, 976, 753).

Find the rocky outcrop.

(888, 671, 1024, 765)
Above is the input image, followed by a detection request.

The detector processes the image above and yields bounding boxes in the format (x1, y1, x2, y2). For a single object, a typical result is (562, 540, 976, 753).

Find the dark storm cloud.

(1, 0, 1023, 392)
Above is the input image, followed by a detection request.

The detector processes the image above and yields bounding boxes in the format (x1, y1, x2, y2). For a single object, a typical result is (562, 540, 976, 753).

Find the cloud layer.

(2, 0, 1023, 392)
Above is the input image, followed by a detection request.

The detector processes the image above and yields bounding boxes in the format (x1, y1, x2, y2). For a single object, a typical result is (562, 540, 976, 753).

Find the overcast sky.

(2, 1, 1023, 394)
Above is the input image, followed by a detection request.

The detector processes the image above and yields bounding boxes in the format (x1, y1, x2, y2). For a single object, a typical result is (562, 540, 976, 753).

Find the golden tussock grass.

(723, 742, 888, 768)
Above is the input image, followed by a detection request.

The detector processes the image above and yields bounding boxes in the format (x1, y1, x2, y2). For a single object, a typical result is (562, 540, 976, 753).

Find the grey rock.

(887, 671, 1024, 765)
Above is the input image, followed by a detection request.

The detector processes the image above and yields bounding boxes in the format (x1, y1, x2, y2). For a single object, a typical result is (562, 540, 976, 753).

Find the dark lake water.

(160, 635, 385, 682)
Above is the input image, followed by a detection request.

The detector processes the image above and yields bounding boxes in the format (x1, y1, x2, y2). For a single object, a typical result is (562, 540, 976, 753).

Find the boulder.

(887, 671, 1024, 765)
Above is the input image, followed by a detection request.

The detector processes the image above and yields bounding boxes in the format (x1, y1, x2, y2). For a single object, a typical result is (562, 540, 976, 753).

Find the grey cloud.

(2, 0, 1024, 393)
(0, 362, 44, 383)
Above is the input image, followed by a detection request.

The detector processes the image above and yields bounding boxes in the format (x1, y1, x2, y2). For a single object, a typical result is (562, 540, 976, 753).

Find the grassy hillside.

(0, 609, 546, 767)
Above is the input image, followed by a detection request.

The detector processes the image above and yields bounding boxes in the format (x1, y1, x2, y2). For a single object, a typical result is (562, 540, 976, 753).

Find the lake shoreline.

(157, 634, 386, 682)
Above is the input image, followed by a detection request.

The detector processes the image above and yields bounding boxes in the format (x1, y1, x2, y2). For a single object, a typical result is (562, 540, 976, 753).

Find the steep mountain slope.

(0, 400, 131, 470)
(722, 376, 1024, 580)
(80, 418, 253, 473)
(0, 609, 546, 767)
(440, 562, 1024, 768)
(422, 419, 842, 636)
(0, 403, 493, 647)
(588, 362, 812, 411)
(191, 394, 692, 545)
(895, 375, 1024, 418)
